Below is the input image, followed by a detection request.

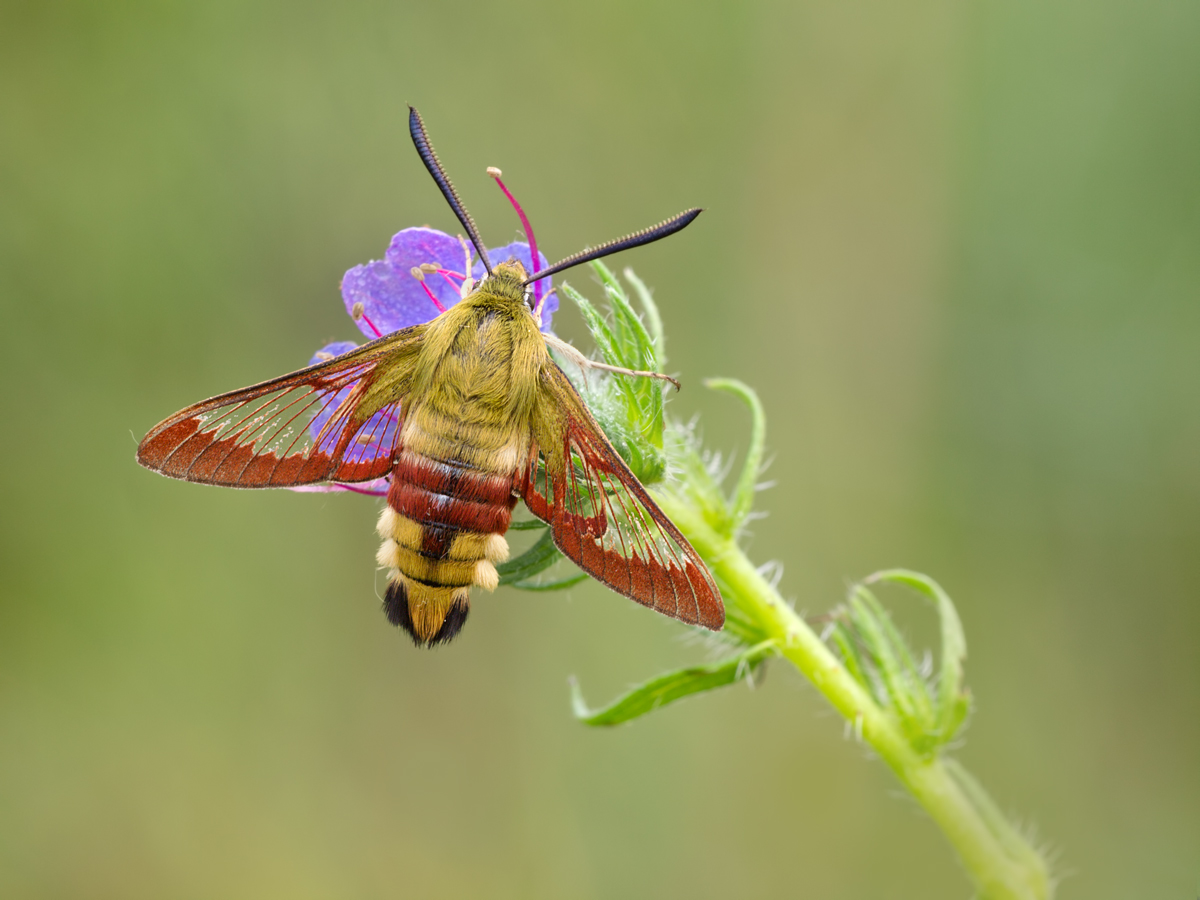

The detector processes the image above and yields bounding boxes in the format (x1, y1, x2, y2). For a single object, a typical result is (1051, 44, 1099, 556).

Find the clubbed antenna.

(523, 208, 702, 286)
(408, 106, 492, 276)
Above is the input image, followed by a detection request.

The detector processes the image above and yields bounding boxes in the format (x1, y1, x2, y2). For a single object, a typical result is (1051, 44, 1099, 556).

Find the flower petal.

(290, 478, 391, 497)
(341, 228, 465, 337)
(473, 241, 558, 332)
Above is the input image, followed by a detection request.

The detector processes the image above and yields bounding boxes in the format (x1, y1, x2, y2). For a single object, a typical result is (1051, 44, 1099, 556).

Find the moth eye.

(524, 289, 535, 309)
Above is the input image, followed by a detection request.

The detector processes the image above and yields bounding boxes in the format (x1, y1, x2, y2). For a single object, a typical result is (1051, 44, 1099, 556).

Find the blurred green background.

(2, 1, 1197, 897)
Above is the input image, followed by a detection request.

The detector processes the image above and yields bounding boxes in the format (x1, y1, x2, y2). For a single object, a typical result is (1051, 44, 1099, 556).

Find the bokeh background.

(2, 1, 1197, 897)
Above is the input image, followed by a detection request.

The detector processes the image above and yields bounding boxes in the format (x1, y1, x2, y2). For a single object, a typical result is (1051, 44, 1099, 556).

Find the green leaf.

(828, 618, 880, 705)
(846, 585, 935, 745)
(604, 267, 665, 448)
(622, 267, 664, 356)
(497, 529, 562, 586)
(559, 274, 667, 482)
(508, 518, 549, 531)
(559, 282, 642, 423)
(560, 283, 620, 366)
(570, 642, 775, 726)
(704, 378, 766, 536)
(510, 572, 589, 592)
(864, 569, 970, 743)
(591, 261, 645, 364)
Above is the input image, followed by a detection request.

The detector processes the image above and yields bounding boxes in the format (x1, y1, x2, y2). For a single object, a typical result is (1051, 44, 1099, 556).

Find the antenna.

(523, 209, 702, 285)
(407, 106, 493, 276)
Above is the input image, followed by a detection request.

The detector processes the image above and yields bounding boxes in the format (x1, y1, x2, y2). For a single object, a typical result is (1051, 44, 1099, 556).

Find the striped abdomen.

(373, 304, 542, 646)
(375, 405, 528, 646)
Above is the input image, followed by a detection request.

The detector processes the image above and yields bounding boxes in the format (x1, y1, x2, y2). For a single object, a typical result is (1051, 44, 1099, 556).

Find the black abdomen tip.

(383, 580, 471, 648)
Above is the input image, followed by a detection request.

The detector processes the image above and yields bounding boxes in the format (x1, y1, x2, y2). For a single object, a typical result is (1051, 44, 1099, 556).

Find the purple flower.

(340, 227, 557, 339)
(297, 227, 557, 496)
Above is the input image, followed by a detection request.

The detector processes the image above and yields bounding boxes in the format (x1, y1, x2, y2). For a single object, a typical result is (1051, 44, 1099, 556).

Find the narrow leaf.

(508, 519, 550, 531)
(560, 282, 639, 411)
(704, 379, 766, 536)
(591, 261, 664, 448)
(571, 643, 775, 727)
(847, 586, 923, 729)
(593, 261, 656, 367)
(511, 572, 589, 592)
(622, 267, 664, 356)
(591, 261, 645, 364)
(865, 569, 969, 742)
(560, 284, 621, 365)
(829, 619, 881, 705)
(497, 529, 562, 586)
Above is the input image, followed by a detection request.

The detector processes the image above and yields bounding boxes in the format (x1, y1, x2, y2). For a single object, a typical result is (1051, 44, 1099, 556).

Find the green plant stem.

(654, 493, 1051, 900)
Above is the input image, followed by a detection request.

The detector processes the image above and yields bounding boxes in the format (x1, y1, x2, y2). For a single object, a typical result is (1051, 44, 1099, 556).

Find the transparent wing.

(137, 326, 426, 488)
(519, 363, 724, 630)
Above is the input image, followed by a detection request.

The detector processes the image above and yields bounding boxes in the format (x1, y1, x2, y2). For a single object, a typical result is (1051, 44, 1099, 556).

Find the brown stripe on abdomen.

(388, 481, 515, 533)
(376, 447, 517, 647)
(396, 454, 514, 505)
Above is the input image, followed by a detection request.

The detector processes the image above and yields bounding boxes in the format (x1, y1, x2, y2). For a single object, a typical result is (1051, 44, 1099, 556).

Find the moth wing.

(137, 325, 428, 488)
(518, 362, 725, 630)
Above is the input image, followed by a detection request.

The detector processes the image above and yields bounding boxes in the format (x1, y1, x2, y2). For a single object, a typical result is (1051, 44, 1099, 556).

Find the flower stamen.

(435, 269, 466, 293)
(487, 166, 543, 306)
(409, 267, 447, 313)
(351, 302, 383, 338)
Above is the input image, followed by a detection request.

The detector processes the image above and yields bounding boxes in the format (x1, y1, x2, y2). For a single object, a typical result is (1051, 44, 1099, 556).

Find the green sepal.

(570, 642, 776, 727)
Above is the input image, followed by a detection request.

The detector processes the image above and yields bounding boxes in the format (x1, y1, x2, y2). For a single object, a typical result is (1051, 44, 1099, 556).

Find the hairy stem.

(654, 493, 1052, 900)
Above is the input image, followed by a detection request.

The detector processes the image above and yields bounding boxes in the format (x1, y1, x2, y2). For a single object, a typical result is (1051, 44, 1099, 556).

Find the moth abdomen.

(376, 445, 517, 647)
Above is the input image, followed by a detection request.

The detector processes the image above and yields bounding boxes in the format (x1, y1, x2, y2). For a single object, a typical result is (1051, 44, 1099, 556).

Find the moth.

(137, 107, 724, 647)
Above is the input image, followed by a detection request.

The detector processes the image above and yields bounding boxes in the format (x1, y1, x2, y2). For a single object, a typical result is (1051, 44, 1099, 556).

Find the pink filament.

(416, 277, 447, 313)
(492, 175, 543, 305)
(335, 482, 389, 497)
(437, 269, 465, 292)
(360, 312, 382, 338)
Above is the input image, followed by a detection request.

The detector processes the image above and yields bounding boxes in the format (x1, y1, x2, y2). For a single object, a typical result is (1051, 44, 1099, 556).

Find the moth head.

(486, 260, 530, 307)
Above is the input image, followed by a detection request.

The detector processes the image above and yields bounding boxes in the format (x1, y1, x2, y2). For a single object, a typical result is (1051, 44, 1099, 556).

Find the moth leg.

(532, 287, 557, 327)
(543, 332, 681, 391)
(456, 234, 475, 297)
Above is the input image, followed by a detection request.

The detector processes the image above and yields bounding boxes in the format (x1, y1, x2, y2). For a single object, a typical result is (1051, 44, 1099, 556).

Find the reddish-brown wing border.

(137, 325, 427, 488)
(518, 362, 724, 630)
